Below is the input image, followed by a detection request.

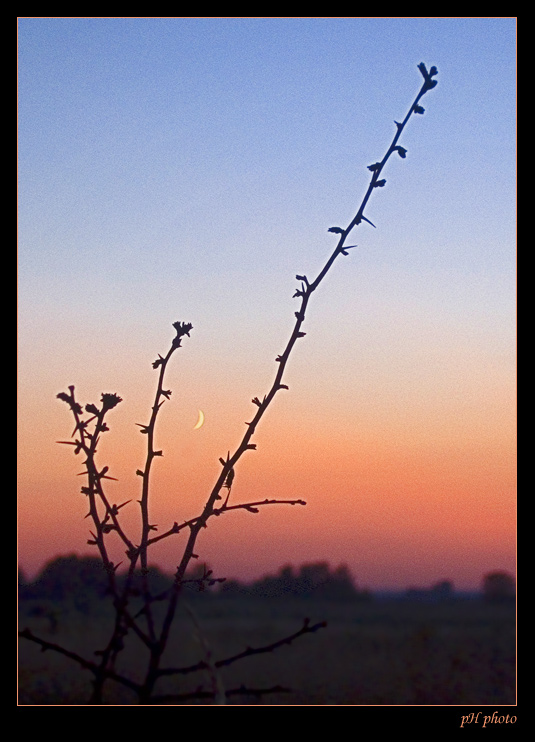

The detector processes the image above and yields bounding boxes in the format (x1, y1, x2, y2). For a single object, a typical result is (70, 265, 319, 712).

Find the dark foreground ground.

(18, 595, 515, 706)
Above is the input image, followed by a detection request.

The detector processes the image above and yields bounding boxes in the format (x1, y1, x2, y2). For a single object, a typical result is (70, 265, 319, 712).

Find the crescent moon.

(193, 409, 205, 430)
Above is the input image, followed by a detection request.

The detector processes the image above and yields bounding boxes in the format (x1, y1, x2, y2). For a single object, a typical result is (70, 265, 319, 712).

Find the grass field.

(18, 594, 515, 705)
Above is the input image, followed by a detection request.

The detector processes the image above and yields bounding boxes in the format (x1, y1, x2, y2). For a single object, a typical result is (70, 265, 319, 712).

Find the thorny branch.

(156, 617, 328, 678)
(19, 63, 438, 704)
(141, 65, 438, 702)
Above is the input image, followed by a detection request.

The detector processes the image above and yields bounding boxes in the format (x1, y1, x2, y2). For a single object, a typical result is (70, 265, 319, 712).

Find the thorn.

(339, 244, 358, 256)
(110, 500, 130, 515)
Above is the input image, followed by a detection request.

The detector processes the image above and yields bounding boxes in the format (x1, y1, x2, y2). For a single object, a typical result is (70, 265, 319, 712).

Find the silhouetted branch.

(213, 497, 307, 516)
(20, 63, 438, 705)
(157, 618, 328, 678)
(142, 497, 307, 549)
(18, 628, 142, 695)
(189, 64, 439, 529)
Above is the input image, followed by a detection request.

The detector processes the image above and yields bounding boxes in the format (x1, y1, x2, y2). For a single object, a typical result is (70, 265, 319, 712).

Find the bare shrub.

(19, 63, 438, 705)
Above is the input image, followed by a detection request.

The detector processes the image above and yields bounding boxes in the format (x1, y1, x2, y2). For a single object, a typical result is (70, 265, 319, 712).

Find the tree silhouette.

(482, 571, 515, 603)
(19, 63, 439, 705)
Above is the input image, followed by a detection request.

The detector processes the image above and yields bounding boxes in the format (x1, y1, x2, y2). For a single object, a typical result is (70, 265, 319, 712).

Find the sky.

(18, 17, 516, 591)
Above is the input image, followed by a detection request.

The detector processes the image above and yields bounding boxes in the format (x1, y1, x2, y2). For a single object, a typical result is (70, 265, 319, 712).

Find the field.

(18, 594, 515, 705)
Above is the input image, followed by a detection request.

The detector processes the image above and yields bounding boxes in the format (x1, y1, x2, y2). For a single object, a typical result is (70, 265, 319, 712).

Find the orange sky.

(18, 320, 516, 590)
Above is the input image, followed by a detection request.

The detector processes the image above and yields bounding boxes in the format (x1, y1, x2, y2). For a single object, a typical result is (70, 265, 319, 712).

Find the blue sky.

(19, 17, 516, 387)
(18, 18, 516, 587)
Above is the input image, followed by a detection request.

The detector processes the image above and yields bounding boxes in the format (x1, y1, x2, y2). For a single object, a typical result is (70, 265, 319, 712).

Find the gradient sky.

(18, 18, 516, 590)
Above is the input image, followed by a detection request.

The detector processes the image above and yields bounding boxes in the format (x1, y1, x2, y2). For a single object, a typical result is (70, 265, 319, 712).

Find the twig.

(157, 618, 328, 677)
(18, 629, 142, 695)
(145, 66, 439, 697)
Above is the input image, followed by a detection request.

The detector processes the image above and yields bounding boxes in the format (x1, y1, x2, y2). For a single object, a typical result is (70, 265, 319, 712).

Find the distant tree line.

(18, 555, 515, 604)
(482, 571, 515, 603)
(219, 562, 371, 600)
(18, 555, 370, 602)
(19, 555, 173, 603)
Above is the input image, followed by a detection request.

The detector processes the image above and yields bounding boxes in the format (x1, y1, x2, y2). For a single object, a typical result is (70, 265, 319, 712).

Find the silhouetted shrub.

(482, 571, 515, 603)
(26, 555, 109, 601)
(219, 562, 370, 601)
(19, 63, 439, 704)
